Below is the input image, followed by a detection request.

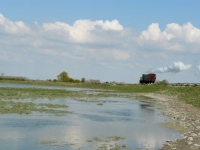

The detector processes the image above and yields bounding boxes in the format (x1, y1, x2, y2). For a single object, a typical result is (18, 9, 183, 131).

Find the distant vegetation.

(53, 71, 81, 83)
(56, 71, 81, 83)
(0, 76, 27, 81)
(0, 71, 84, 83)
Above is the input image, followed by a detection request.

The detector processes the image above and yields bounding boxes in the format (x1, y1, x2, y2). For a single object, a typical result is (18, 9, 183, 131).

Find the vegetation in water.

(0, 100, 71, 114)
(86, 136, 127, 150)
(38, 140, 57, 146)
(1, 80, 200, 110)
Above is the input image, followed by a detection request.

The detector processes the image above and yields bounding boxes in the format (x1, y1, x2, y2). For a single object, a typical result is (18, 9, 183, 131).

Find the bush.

(156, 79, 168, 85)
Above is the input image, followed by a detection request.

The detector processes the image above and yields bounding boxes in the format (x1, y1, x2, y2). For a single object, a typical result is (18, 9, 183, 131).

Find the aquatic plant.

(0, 100, 72, 114)
(39, 140, 57, 146)
(97, 103, 103, 106)
(107, 136, 125, 141)
(86, 136, 127, 150)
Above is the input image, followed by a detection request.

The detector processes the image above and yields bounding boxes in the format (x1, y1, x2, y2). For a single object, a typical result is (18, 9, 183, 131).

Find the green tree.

(57, 71, 70, 82)
(57, 71, 81, 83)
(81, 78, 85, 83)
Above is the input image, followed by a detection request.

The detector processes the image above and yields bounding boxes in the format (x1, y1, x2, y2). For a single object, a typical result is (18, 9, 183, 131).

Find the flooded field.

(0, 83, 182, 150)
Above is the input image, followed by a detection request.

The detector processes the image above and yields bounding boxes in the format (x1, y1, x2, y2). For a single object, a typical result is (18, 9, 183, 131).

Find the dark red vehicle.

(139, 73, 156, 84)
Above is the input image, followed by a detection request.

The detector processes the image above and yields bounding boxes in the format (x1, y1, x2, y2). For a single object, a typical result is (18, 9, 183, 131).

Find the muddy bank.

(140, 93, 200, 150)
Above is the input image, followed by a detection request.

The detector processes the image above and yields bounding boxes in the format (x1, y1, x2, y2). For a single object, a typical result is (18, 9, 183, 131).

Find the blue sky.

(0, 1, 200, 83)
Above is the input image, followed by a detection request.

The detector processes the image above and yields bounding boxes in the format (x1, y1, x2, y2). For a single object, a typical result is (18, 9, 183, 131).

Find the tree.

(157, 79, 169, 85)
(57, 71, 70, 82)
(161, 79, 168, 85)
(57, 71, 81, 83)
(81, 78, 85, 83)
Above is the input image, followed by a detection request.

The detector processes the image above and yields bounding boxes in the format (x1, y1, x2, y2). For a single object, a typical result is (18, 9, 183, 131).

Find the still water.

(0, 84, 182, 150)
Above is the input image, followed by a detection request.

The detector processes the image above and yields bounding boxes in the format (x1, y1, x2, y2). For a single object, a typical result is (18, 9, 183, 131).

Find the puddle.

(0, 84, 182, 150)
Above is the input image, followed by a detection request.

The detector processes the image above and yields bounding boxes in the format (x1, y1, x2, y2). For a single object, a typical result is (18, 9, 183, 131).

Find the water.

(0, 83, 91, 91)
(0, 83, 182, 150)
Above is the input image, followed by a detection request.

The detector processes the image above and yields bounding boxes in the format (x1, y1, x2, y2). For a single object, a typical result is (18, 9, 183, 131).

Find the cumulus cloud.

(140, 22, 200, 43)
(0, 13, 129, 65)
(139, 22, 200, 51)
(42, 19, 123, 43)
(139, 23, 174, 41)
(0, 14, 30, 34)
(165, 22, 200, 43)
(148, 61, 191, 73)
(1, 12, 200, 82)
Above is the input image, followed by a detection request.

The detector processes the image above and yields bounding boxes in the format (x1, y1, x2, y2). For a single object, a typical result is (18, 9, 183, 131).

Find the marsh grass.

(1, 82, 200, 109)
(0, 87, 77, 100)
(0, 101, 35, 114)
(107, 136, 125, 141)
(87, 136, 127, 150)
(38, 103, 68, 108)
(74, 98, 98, 103)
(39, 140, 57, 146)
(0, 99, 71, 114)
(97, 103, 104, 106)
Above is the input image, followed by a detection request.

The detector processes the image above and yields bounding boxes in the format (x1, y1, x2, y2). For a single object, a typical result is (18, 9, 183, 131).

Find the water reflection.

(0, 85, 182, 150)
(140, 102, 155, 112)
(0, 130, 24, 141)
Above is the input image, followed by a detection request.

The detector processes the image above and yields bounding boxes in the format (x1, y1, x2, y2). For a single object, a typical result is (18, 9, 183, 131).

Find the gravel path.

(140, 93, 200, 150)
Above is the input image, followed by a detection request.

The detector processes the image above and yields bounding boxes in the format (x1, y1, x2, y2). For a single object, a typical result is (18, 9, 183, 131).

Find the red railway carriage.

(139, 73, 156, 84)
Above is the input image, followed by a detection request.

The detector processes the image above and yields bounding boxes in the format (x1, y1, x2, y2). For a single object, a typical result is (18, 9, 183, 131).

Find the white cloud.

(1, 13, 200, 82)
(0, 14, 30, 34)
(165, 22, 200, 43)
(139, 22, 200, 51)
(97, 19, 123, 30)
(42, 19, 123, 43)
(139, 23, 174, 41)
(149, 61, 191, 73)
(111, 50, 130, 60)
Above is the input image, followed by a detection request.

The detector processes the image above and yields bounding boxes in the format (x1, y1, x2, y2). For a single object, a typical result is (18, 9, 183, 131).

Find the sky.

(0, 0, 200, 83)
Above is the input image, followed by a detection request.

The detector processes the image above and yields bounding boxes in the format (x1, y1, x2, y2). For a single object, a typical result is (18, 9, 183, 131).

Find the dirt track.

(140, 93, 200, 150)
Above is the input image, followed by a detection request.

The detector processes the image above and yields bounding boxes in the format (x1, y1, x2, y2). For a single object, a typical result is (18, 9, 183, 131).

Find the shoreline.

(140, 93, 200, 150)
